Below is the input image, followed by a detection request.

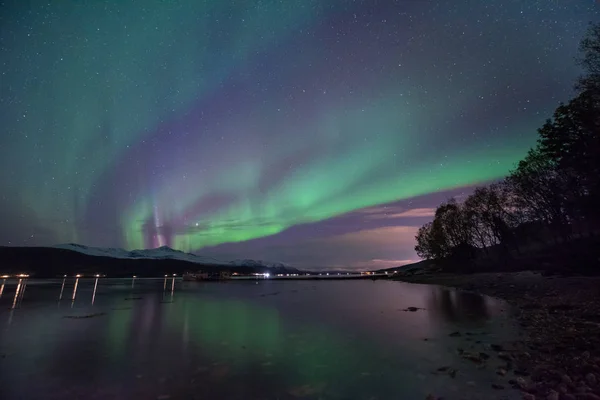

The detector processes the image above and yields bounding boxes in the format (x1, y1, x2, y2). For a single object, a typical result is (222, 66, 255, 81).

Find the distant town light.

(173, 274, 177, 277)
(95, 274, 100, 278)
(1, 275, 9, 279)
(133, 275, 137, 278)
(264, 273, 270, 278)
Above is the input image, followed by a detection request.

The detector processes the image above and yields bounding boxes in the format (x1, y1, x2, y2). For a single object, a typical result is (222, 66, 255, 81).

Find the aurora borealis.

(1, 1, 599, 269)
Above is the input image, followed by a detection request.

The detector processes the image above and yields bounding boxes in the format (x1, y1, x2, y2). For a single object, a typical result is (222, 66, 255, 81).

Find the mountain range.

(0, 244, 300, 278)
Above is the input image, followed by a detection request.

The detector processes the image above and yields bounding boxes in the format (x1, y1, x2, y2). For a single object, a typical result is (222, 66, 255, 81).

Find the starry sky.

(1, 0, 599, 270)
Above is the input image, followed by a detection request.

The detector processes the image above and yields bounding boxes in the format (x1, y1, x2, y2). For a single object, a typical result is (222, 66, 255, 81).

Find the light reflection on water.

(58, 278, 66, 301)
(11, 278, 24, 310)
(0, 279, 520, 400)
(92, 278, 99, 305)
(71, 277, 79, 308)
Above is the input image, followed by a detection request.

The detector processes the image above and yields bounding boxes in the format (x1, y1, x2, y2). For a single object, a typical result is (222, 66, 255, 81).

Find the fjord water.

(0, 278, 519, 400)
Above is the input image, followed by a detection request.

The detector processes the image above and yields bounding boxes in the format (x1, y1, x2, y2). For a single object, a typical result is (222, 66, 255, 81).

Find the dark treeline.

(415, 23, 600, 273)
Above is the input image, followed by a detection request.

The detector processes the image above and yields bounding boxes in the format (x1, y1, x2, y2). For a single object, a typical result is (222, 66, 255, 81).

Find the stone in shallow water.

(491, 343, 504, 352)
(288, 383, 325, 397)
(63, 312, 106, 319)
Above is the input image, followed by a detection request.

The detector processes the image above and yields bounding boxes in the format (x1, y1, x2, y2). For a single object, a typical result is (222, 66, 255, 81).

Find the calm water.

(0, 278, 520, 400)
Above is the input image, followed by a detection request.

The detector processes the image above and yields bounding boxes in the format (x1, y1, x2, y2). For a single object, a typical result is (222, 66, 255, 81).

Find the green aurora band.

(1, 0, 598, 257)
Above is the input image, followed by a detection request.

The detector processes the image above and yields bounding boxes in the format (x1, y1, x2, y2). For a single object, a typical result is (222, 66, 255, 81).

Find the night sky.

(1, 1, 599, 270)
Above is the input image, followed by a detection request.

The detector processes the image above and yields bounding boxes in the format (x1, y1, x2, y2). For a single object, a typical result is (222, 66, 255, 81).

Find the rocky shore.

(397, 271, 600, 400)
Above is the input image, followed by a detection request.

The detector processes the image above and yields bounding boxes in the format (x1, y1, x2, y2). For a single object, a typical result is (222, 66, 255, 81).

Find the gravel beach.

(396, 271, 600, 400)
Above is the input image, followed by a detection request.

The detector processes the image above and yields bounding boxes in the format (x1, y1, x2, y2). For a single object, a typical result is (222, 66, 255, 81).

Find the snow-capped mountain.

(229, 259, 299, 271)
(229, 259, 266, 267)
(53, 244, 291, 269)
(54, 243, 227, 265)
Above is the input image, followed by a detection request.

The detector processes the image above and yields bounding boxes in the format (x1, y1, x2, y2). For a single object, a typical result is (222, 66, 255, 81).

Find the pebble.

(491, 344, 504, 352)
(399, 273, 600, 400)
(546, 390, 559, 400)
(557, 384, 568, 394)
(580, 394, 600, 400)
(575, 385, 589, 394)
(586, 373, 597, 386)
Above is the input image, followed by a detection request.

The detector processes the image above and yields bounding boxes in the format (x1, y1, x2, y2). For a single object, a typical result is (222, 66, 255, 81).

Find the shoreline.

(395, 271, 600, 399)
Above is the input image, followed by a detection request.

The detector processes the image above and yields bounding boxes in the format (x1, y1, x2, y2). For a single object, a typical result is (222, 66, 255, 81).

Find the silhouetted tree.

(536, 91, 600, 228)
(434, 198, 471, 249)
(415, 222, 439, 260)
(463, 183, 518, 256)
(413, 25, 600, 267)
(577, 23, 600, 95)
(505, 146, 572, 242)
(414, 199, 473, 262)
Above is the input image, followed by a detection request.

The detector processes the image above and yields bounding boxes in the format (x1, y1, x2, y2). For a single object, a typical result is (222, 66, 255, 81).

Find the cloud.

(325, 225, 418, 246)
(379, 208, 436, 219)
(343, 259, 416, 270)
(197, 225, 420, 271)
(358, 206, 392, 215)
(357, 206, 435, 220)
